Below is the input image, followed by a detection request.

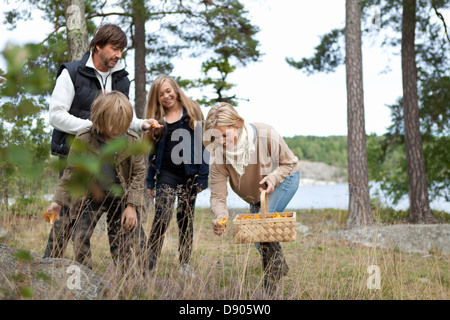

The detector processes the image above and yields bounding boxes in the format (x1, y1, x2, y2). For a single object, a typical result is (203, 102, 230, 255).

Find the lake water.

(16, 182, 449, 214)
(195, 182, 450, 214)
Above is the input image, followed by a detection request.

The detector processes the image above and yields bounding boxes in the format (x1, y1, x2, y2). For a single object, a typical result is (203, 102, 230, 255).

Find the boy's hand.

(44, 202, 62, 225)
(48, 202, 62, 216)
(121, 205, 138, 231)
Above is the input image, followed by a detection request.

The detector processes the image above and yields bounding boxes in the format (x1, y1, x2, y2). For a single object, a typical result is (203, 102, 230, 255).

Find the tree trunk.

(401, 0, 437, 224)
(345, 0, 373, 227)
(64, 0, 89, 62)
(133, 0, 147, 119)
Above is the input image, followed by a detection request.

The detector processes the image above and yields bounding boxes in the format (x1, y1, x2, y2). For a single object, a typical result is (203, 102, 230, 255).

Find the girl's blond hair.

(91, 91, 133, 136)
(144, 74, 203, 142)
(202, 102, 245, 149)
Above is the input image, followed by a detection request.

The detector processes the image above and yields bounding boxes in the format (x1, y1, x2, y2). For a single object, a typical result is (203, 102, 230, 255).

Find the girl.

(145, 74, 209, 276)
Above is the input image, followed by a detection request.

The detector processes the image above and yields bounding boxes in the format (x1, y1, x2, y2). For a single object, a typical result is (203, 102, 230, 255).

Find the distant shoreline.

(300, 178, 340, 186)
(297, 160, 347, 185)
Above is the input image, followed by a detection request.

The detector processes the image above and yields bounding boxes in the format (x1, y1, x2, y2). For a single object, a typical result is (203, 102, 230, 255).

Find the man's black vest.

(50, 51, 130, 157)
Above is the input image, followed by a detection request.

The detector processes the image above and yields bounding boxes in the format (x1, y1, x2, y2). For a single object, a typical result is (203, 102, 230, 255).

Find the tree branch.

(87, 12, 133, 19)
(431, 0, 450, 42)
(87, 9, 193, 21)
(40, 24, 64, 45)
(203, 0, 228, 9)
(149, 10, 193, 16)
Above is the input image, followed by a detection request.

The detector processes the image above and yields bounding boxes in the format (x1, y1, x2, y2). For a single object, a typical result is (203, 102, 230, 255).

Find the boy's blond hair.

(91, 91, 133, 136)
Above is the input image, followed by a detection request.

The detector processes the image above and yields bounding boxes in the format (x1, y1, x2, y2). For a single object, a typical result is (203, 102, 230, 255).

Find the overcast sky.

(1, 0, 448, 137)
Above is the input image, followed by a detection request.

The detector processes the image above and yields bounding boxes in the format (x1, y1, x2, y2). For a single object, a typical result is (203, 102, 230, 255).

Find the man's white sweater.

(48, 51, 145, 135)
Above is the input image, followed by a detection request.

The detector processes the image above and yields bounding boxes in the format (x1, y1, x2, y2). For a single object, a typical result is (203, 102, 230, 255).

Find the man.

(43, 23, 152, 259)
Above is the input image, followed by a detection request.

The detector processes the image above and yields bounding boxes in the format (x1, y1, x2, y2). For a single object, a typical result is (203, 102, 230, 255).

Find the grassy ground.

(0, 204, 448, 300)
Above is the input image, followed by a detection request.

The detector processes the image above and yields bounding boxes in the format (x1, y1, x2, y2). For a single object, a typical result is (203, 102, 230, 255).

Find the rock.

(327, 224, 450, 255)
(0, 244, 105, 299)
(296, 223, 310, 234)
(297, 160, 347, 185)
(93, 213, 107, 238)
(0, 227, 8, 239)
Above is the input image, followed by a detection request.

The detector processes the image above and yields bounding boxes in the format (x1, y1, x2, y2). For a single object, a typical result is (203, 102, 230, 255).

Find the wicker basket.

(233, 190, 297, 244)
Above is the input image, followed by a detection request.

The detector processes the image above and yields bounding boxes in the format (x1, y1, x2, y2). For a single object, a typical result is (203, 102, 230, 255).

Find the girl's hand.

(147, 188, 155, 199)
(259, 176, 274, 193)
(121, 205, 138, 231)
(197, 187, 205, 194)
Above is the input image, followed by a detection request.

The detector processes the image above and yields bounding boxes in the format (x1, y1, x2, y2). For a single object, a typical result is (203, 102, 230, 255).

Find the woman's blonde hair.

(91, 91, 133, 136)
(203, 102, 245, 149)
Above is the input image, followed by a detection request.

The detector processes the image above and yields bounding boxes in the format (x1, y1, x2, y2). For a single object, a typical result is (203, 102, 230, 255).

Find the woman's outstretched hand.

(212, 217, 227, 236)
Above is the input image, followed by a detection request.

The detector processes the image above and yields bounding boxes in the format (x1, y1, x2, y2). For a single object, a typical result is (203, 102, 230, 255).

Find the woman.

(203, 102, 300, 293)
(144, 74, 209, 276)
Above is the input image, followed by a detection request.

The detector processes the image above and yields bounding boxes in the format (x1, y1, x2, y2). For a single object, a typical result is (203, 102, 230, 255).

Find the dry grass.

(0, 205, 448, 300)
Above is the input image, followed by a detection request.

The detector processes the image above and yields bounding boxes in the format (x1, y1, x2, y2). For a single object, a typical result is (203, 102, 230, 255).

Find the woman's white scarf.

(225, 123, 255, 176)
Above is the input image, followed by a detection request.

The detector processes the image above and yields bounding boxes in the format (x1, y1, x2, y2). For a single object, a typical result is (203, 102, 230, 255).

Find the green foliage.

(288, 1, 450, 77)
(19, 286, 33, 299)
(35, 270, 52, 283)
(367, 131, 449, 204)
(284, 135, 348, 168)
(420, 76, 450, 136)
(286, 29, 345, 75)
(60, 136, 152, 200)
(284, 133, 448, 203)
(14, 249, 32, 263)
(374, 72, 450, 204)
(0, 44, 52, 205)
(4, 0, 261, 108)
(286, 0, 449, 206)
(189, 57, 238, 106)
(422, 135, 450, 201)
(181, 0, 261, 106)
(1, 44, 52, 96)
(370, 197, 450, 223)
(10, 196, 49, 217)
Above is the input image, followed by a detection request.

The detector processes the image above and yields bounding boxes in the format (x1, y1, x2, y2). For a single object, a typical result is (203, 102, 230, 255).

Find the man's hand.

(121, 205, 138, 231)
(141, 119, 163, 131)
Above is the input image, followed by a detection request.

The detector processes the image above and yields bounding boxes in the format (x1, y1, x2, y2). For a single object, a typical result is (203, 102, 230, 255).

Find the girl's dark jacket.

(146, 108, 209, 190)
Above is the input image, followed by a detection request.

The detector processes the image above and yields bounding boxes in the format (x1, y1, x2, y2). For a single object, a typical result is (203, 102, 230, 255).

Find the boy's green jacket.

(53, 127, 146, 218)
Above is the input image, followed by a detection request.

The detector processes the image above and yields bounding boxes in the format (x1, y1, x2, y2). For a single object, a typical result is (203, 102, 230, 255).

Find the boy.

(47, 91, 148, 270)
